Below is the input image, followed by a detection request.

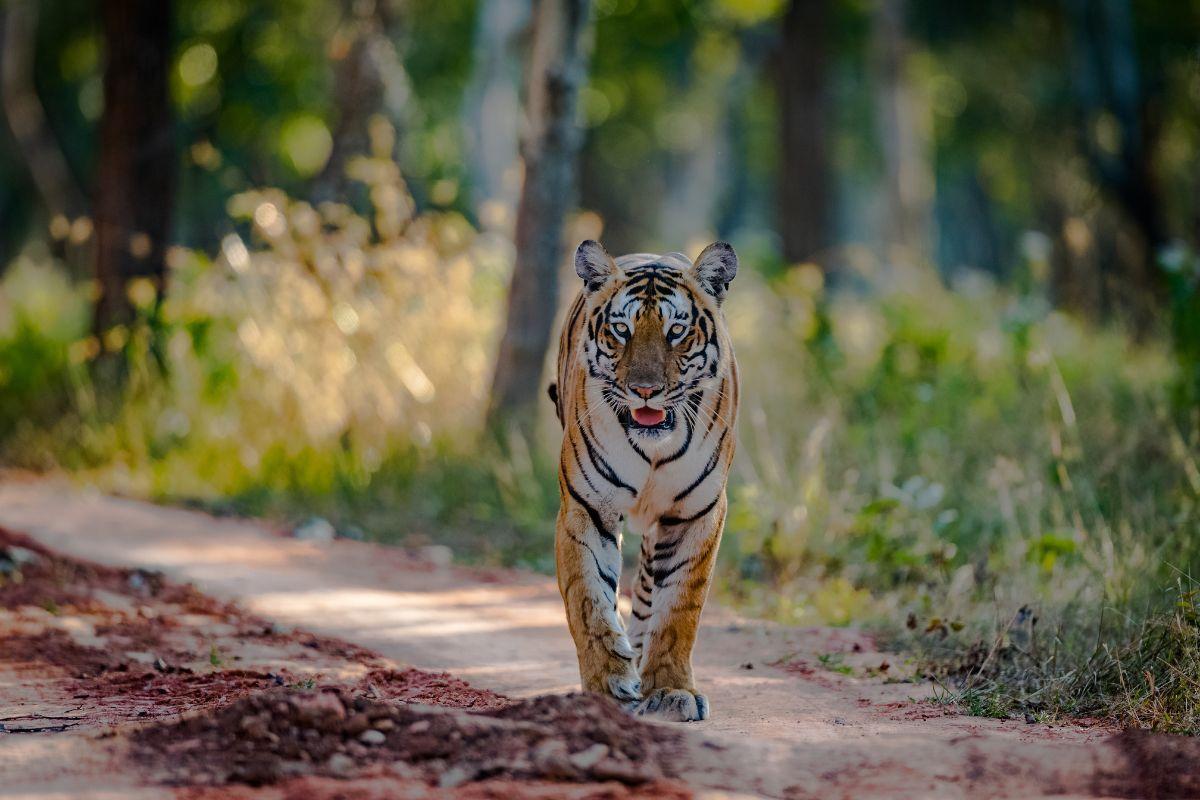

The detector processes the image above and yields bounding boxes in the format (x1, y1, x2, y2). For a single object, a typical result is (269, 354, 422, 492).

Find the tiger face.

(575, 240, 738, 438)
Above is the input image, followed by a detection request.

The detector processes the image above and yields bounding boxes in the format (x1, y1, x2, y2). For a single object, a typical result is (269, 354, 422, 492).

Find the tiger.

(548, 239, 739, 722)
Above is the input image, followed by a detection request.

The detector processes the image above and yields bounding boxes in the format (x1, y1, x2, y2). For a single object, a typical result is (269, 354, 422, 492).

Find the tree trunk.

(486, 0, 593, 437)
(93, 0, 176, 337)
(462, 0, 529, 220)
(312, 0, 389, 203)
(871, 0, 933, 268)
(776, 0, 833, 270)
(1064, 0, 1165, 331)
(1, 0, 87, 271)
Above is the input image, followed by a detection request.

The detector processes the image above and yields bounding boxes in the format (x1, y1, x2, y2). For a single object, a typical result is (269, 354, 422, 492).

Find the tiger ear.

(693, 241, 738, 303)
(575, 240, 617, 292)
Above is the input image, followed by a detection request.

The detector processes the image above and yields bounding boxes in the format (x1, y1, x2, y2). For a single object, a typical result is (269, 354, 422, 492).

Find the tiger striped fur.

(549, 239, 739, 722)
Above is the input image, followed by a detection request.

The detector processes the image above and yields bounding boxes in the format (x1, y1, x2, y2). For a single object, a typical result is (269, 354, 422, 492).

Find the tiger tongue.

(631, 406, 666, 427)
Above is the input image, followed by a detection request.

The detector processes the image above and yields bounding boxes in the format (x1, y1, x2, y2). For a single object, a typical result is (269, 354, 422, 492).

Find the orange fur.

(550, 242, 739, 720)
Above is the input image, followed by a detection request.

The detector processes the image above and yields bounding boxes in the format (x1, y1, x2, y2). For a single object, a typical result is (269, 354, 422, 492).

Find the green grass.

(1, 179, 1198, 734)
(910, 580, 1200, 733)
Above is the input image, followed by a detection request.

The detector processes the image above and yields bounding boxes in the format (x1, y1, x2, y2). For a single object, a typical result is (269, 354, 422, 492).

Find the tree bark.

(486, 0, 592, 437)
(93, 0, 176, 337)
(871, 0, 933, 268)
(312, 0, 390, 203)
(462, 0, 529, 219)
(776, 0, 833, 270)
(1064, 0, 1165, 331)
(0, 1, 87, 247)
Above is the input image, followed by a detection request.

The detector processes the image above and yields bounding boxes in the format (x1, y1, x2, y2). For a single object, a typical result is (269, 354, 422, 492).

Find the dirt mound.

(1, 527, 132, 611)
(1093, 729, 1200, 799)
(360, 668, 511, 710)
(175, 775, 694, 800)
(82, 668, 289, 715)
(135, 689, 684, 789)
(0, 525, 233, 616)
(4, 630, 124, 677)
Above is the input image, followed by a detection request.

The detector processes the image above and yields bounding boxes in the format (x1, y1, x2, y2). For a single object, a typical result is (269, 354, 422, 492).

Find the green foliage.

(1163, 244, 1200, 409)
(912, 581, 1200, 734)
(2, 0, 1199, 736)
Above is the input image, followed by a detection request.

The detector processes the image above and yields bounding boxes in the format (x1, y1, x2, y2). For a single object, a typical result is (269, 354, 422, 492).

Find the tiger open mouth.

(619, 405, 675, 433)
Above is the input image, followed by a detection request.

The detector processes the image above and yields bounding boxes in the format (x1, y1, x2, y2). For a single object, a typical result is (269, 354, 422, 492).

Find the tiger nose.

(631, 382, 663, 399)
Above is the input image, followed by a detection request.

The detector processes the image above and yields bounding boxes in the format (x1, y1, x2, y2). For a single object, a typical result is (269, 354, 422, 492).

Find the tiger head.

(574, 239, 738, 436)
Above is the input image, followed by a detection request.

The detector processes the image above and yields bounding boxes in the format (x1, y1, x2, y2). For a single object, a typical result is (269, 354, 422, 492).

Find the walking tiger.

(549, 239, 739, 722)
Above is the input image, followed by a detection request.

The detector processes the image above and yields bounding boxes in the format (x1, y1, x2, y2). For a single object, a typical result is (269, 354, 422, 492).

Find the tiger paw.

(581, 636, 642, 702)
(633, 687, 709, 722)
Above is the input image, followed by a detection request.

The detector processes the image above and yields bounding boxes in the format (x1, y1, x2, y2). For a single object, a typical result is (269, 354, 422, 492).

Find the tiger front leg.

(635, 494, 726, 722)
(555, 497, 641, 703)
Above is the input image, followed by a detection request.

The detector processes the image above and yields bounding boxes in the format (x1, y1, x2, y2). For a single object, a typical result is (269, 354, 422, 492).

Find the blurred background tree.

(2, 0, 1195, 323)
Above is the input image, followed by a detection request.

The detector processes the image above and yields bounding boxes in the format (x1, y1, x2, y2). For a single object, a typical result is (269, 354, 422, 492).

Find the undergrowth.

(904, 580, 1200, 733)
(1, 152, 1198, 733)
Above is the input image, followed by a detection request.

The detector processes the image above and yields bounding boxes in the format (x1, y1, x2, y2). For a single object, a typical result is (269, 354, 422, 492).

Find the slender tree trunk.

(486, 0, 592, 437)
(93, 0, 176, 337)
(776, 0, 833, 270)
(1064, 0, 1165, 331)
(312, 0, 389, 203)
(871, 0, 933, 268)
(462, 0, 529, 220)
(1, 0, 87, 272)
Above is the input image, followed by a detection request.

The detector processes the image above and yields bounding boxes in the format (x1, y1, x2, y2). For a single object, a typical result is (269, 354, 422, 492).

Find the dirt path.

(0, 478, 1192, 799)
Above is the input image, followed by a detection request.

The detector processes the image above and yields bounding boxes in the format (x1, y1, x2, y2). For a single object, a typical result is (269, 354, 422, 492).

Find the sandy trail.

(0, 479, 1183, 799)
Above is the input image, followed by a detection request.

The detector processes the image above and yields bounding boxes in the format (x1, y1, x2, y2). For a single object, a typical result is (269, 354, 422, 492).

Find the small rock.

(568, 743, 609, 770)
(359, 729, 386, 746)
(344, 713, 370, 736)
(293, 517, 336, 543)
(740, 661, 754, 670)
(531, 739, 576, 779)
(439, 765, 476, 788)
(238, 712, 279, 743)
(293, 692, 346, 730)
(372, 718, 395, 732)
(7, 546, 40, 566)
(418, 545, 454, 568)
(338, 525, 367, 542)
(0, 546, 38, 577)
(408, 720, 431, 733)
(126, 568, 163, 596)
(326, 753, 356, 777)
(833, 717, 846, 725)
(1025, 713, 1037, 724)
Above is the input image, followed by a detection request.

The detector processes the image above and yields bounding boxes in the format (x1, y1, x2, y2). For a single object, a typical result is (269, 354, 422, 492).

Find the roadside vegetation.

(2, 159, 1197, 732)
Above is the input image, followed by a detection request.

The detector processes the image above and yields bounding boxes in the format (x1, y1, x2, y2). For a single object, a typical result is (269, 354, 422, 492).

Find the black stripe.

(568, 530, 618, 599)
(566, 481, 618, 547)
(589, 548, 618, 594)
(660, 494, 721, 527)
(674, 428, 729, 502)
(654, 536, 680, 553)
(657, 393, 700, 466)
(653, 559, 688, 587)
(576, 404, 637, 495)
(704, 379, 726, 437)
(653, 545, 679, 563)
(631, 609, 649, 621)
(569, 437, 601, 494)
(627, 436, 652, 463)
